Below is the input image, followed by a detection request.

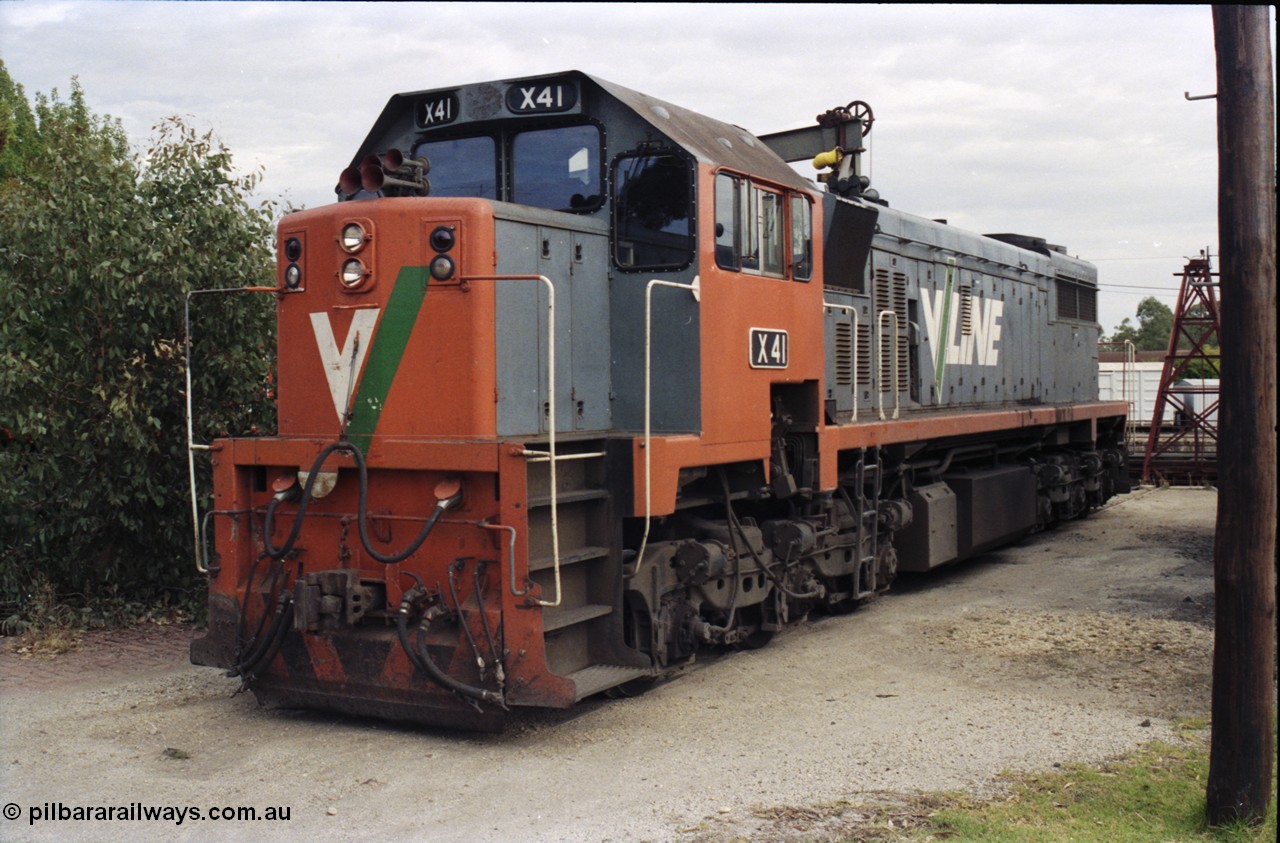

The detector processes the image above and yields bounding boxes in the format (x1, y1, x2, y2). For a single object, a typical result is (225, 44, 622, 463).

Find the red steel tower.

(1142, 254, 1221, 484)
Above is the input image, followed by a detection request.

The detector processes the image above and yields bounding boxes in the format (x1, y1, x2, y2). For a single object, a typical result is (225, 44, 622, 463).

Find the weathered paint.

(343, 266, 431, 452)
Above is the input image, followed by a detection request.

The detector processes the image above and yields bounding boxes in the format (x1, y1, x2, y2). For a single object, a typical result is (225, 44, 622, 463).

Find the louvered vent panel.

(835, 321, 853, 386)
(856, 323, 872, 385)
(1079, 286, 1097, 322)
(894, 272, 910, 392)
(873, 270, 911, 393)
(1057, 281, 1078, 320)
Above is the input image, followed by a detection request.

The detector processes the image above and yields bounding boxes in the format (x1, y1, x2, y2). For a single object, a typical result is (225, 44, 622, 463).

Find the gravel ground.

(0, 487, 1218, 842)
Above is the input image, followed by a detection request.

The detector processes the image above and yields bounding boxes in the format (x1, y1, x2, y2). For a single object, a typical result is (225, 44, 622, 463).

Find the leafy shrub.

(0, 63, 277, 623)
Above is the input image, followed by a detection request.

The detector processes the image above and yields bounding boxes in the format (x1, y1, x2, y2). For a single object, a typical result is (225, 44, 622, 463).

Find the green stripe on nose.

(344, 266, 431, 452)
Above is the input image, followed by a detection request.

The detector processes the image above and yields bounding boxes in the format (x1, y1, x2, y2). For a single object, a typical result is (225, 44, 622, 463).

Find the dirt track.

(0, 487, 1217, 842)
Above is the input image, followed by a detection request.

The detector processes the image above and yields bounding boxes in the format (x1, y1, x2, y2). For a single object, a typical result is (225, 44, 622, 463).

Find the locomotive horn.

(360, 160, 430, 196)
(338, 167, 363, 197)
(382, 147, 430, 175)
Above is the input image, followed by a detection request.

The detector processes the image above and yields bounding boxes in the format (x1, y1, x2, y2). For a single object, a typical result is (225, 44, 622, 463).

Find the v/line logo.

(920, 288, 1004, 375)
(310, 309, 380, 422)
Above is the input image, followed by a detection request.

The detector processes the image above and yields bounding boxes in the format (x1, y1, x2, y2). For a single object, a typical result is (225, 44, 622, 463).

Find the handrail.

(464, 274, 562, 607)
(1099, 338, 1139, 451)
(480, 522, 519, 597)
(823, 300, 860, 422)
(1121, 339, 1137, 451)
(634, 276, 701, 573)
(876, 309, 901, 420)
(185, 286, 279, 574)
(517, 449, 606, 464)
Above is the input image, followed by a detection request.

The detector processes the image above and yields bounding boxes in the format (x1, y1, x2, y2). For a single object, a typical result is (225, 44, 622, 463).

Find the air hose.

(396, 591, 504, 708)
(263, 439, 460, 564)
(227, 594, 294, 679)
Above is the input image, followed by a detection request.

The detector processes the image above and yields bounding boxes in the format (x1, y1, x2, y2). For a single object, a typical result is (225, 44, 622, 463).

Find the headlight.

(340, 223, 367, 253)
(284, 264, 302, 289)
(284, 237, 302, 261)
(340, 259, 367, 287)
(429, 255, 455, 281)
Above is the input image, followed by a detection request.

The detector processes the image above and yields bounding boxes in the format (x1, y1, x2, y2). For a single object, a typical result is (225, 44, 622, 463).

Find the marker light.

(429, 226, 455, 252)
(429, 255, 455, 281)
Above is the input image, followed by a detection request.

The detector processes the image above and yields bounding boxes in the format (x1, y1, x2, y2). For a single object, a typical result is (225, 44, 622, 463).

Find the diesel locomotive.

(189, 71, 1129, 730)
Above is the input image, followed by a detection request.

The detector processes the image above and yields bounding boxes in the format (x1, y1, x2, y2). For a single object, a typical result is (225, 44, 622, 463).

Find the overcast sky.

(2, 3, 1274, 333)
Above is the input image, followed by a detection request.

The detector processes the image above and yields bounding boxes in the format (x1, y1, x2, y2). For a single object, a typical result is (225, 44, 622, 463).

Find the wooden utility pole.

(1206, 5, 1276, 827)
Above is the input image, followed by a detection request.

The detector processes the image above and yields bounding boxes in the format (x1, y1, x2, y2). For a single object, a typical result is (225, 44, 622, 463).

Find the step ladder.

(523, 442, 651, 701)
(853, 447, 883, 598)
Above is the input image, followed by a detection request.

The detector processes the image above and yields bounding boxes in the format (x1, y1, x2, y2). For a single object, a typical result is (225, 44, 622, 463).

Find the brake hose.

(262, 439, 460, 564)
(396, 593, 503, 707)
(227, 594, 294, 679)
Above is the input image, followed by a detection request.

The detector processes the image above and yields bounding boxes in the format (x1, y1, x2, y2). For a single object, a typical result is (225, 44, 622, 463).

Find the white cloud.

(2, 2, 1271, 332)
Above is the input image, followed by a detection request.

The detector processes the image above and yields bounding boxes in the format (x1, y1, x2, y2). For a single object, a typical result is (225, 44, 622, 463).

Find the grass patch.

(917, 720, 1277, 842)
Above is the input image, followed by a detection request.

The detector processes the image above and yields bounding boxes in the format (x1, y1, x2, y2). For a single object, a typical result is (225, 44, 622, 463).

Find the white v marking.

(310, 309, 380, 422)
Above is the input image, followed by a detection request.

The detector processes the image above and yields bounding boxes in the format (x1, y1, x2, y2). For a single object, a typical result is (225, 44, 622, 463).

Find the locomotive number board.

(505, 79, 579, 114)
(749, 328, 789, 369)
(416, 93, 459, 127)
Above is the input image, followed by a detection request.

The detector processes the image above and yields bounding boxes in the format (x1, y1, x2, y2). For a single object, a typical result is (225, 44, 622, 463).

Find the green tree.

(0, 67, 277, 619)
(0, 60, 40, 180)
(1109, 296, 1220, 377)
(1109, 296, 1176, 352)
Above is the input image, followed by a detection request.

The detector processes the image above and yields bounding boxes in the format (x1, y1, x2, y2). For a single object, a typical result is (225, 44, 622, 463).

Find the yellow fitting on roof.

(812, 148, 844, 170)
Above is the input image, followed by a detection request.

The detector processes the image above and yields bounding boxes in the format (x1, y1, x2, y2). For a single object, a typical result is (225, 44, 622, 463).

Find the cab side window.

(714, 172, 808, 281)
(758, 190, 783, 276)
(714, 173, 741, 270)
(790, 194, 813, 281)
(613, 152, 694, 270)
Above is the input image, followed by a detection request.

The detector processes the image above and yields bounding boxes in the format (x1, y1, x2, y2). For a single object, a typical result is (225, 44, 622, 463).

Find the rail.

(1098, 338, 1139, 452)
(1119, 339, 1137, 450)
(184, 286, 279, 574)
(635, 276, 702, 572)
(823, 300, 860, 422)
(518, 449, 606, 464)
(465, 274, 565, 607)
(876, 309, 901, 420)
(481, 522, 519, 598)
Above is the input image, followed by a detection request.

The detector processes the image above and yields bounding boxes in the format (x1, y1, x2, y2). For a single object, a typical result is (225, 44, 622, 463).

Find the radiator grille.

(874, 268, 910, 393)
(1057, 279, 1098, 323)
(834, 320, 853, 386)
